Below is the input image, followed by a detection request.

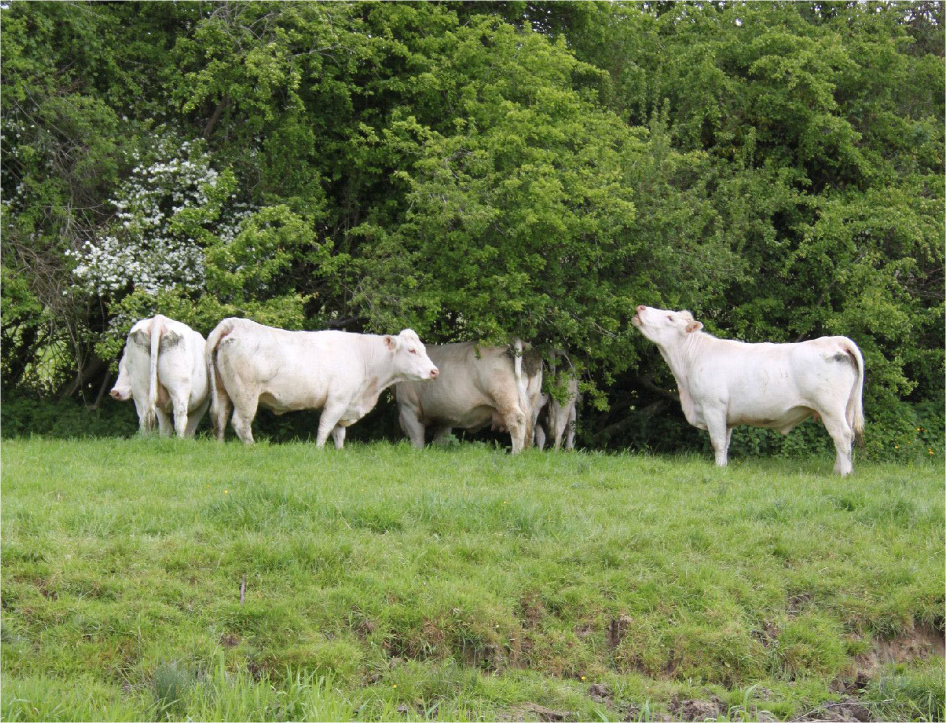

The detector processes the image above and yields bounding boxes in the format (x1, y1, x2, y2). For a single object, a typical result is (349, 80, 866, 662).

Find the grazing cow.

(109, 315, 210, 437)
(631, 305, 865, 475)
(395, 341, 543, 453)
(534, 373, 579, 451)
(205, 318, 438, 448)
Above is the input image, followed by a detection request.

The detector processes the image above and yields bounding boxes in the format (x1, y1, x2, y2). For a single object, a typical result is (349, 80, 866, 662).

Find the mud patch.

(669, 697, 723, 721)
(588, 683, 611, 703)
(505, 702, 572, 721)
(796, 697, 872, 722)
(854, 623, 945, 681)
(219, 632, 240, 648)
(608, 614, 632, 649)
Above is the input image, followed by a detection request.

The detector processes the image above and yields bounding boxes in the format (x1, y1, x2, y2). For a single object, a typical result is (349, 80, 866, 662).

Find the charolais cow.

(534, 373, 579, 451)
(395, 340, 543, 453)
(205, 318, 438, 448)
(631, 305, 864, 475)
(109, 314, 210, 437)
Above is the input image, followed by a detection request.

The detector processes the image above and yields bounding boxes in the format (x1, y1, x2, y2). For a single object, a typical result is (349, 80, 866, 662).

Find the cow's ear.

(685, 321, 703, 334)
(384, 335, 398, 351)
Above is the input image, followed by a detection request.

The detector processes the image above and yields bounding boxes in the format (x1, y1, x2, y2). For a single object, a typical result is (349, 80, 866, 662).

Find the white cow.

(534, 373, 579, 451)
(631, 305, 864, 475)
(205, 318, 438, 447)
(109, 314, 210, 437)
(395, 341, 543, 453)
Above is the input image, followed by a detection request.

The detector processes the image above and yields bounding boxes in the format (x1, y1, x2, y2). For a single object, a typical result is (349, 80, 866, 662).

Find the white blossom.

(70, 133, 256, 297)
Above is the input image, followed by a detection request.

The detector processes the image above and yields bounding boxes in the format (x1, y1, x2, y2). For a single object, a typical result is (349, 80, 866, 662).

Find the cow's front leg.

(315, 402, 347, 449)
(398, 406, 427, 449)
(534, 423, 547, 450)
(500, 405, 527, 454)
(331, 425, 347, 450)
(705, 415, 730, 467)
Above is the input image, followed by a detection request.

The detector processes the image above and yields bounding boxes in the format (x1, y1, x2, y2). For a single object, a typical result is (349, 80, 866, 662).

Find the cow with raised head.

(109, 315, 210, 437)
(631, 305, 864, 475)
(205, 319, 438, 448)
(395, 340, 542, 454)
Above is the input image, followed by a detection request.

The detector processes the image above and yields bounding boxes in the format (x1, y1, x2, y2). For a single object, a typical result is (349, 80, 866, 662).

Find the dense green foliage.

(3, 439, 944, 721)
(2, 2, 943, 455)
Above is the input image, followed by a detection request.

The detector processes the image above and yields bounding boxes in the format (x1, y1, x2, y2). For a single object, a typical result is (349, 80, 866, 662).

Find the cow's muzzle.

(110, 388, 128, 401)
(429, 367, 439, 380)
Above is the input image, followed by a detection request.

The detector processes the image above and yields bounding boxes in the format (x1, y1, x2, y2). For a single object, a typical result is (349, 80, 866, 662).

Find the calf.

(632, 305, 864, 475)
(110, 315, 210, 437)
(206, 318, 438, 448)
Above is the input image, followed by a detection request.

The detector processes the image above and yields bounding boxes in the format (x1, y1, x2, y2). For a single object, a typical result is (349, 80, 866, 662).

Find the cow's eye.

(667, 315, 674, 322)
(409, 348, 417, 355)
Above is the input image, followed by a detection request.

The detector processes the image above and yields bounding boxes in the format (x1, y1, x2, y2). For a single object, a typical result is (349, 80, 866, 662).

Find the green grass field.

(2, 438, 943, 722)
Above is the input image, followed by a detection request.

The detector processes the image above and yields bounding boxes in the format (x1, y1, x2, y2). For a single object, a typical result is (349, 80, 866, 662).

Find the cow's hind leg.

(534, 423, 547, 450)
(706, 414, 730, 467)
(820, 409, 854, 476)
(155, 408, 173, 437)
(398, 406, 427, 449)
(171, 393, 191, 438)
(565, 407, 577, 450)
(210, 377, 232, 442)
(331, 425, 346, 450)
(430, 425, 453, 445)
(230, 394, 259, 445)
(185, 396, 210, 438)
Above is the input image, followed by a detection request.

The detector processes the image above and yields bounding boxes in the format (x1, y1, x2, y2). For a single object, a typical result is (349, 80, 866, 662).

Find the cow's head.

(385, 329, 439, 381)
(109, 352, 132, 402)
(631, 305, 703, 346)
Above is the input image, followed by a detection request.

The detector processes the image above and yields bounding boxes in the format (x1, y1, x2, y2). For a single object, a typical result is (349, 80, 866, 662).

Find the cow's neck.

(657, 333, 705, 425)
(355, 343, 410, 407)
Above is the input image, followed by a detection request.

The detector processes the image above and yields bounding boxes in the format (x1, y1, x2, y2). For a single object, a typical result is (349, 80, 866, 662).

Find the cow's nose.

(636, 305, 646, 313)
(429, 367, 439, 379)
(109, 389, 121, 399)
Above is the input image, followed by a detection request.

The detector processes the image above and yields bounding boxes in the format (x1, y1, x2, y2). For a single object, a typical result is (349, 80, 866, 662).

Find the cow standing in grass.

(631, 305, 864, 475)
(110, 315, 210, 437)
(205, 318, 439, 448)
(395, 341, 543, 453)
(534, 374, 579, 451)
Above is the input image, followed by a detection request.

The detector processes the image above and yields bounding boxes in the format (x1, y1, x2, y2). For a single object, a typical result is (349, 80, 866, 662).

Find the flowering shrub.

(69, 134, 250, 297)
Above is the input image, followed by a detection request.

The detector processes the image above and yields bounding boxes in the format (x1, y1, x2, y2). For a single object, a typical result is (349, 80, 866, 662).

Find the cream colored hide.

(110, 314, 210, 437)
(206, 318, 438, 448)
(534, 374, 579, 451)
(395, 341, 543, 454)
(631, 305, 864, 476)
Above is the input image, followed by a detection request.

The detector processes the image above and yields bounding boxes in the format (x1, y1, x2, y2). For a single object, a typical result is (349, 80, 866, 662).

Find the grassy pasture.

(1, 438, 943, 721)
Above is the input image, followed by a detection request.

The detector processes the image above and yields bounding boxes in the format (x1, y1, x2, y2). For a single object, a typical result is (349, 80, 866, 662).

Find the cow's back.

(212, 320, 374, 413)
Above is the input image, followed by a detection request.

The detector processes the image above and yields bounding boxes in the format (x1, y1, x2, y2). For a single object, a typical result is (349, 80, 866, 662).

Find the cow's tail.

(512, 339, 534, 449)
(144, 315, 164, 431)
(205, 318, 235, 441)
(843, 339, 865, 447)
